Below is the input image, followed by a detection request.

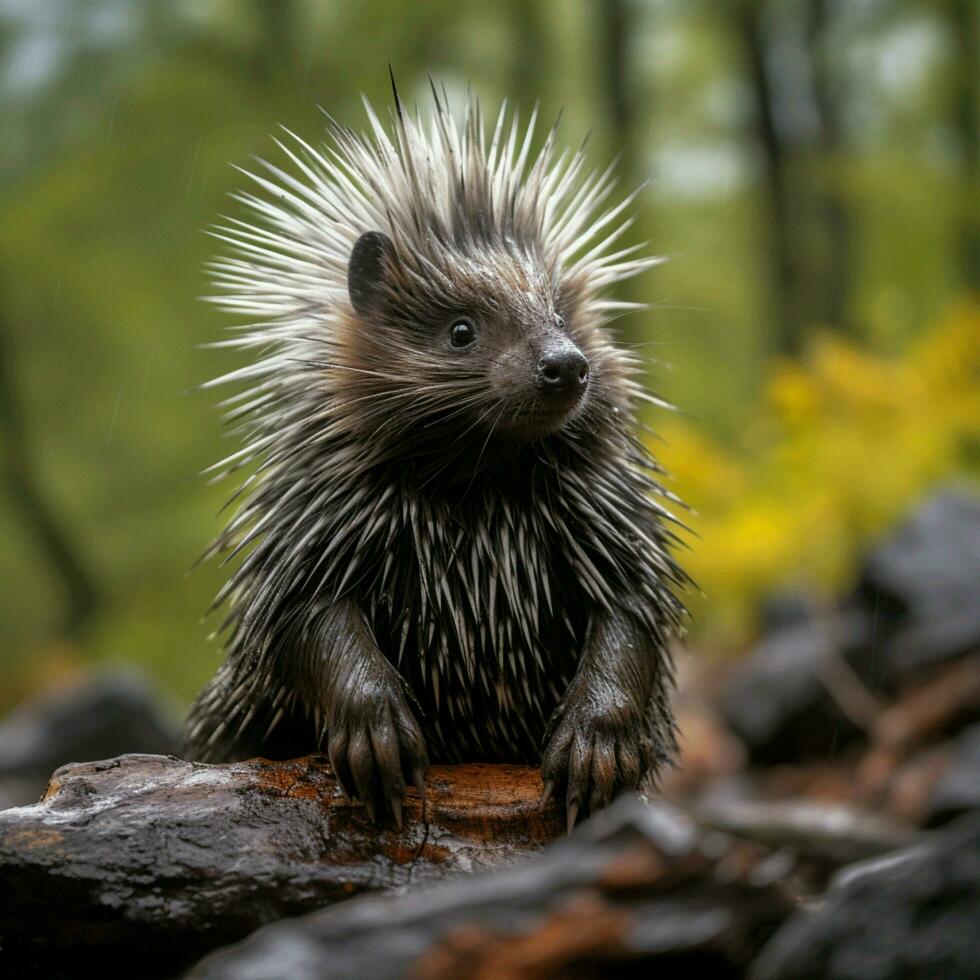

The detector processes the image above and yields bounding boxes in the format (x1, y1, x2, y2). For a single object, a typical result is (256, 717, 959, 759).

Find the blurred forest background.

(0, 0, 976, 713)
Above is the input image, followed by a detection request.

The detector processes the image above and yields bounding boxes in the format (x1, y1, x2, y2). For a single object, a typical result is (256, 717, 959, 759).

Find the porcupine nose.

(536, 346, 589, 395)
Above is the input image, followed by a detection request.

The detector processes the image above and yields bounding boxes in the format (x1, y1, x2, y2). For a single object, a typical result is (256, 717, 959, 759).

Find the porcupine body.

(182, 83, 688, 827)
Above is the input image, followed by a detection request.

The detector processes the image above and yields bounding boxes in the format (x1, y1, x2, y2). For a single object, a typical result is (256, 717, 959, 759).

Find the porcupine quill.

(182, 77, 690, 831)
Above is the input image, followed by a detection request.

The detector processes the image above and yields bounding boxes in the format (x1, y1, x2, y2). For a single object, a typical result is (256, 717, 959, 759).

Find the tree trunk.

(807, 0, 852, 331)
(949, 0, 979, 292)
(506, 0, 549, 116)
(595, 0, 649, 353)
(0, 290, 99, 639)
(730, 0, 802, 354)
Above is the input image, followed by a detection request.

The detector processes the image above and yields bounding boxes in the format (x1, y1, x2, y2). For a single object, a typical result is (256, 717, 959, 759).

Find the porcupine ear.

(348, 231, 396, 319)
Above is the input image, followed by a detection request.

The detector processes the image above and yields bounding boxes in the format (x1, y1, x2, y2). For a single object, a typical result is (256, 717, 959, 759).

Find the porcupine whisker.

(423, 398, 500, 431)
(458, 402, 507, 504)
(413, 400, 504, 493)
(469, 344, 534, 368)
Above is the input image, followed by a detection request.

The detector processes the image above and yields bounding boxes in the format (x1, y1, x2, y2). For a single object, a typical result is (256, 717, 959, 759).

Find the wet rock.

(754, 811, 980, 980)
(190, 794, 795, 980)
(0, 754, 562, 977)
(0, 670, 179, 809)
(721, 610, 873, 765)
(876, 745, 950, 826)
(927, 723, 980, 826)
(758, 760, 857, 805)
(845, 655, 980, 823)
(660, 702, 747, 799)
(857, 490, 980, 678)
(694, 796, 918, 867)
(760, 591, 814, 633)
(870, 655, 980, 751)
(723, 493, 980, 766)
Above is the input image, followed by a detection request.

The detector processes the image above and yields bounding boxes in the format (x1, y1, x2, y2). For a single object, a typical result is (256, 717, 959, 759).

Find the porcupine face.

(207, 91, 663, 489)
(344, 229, 597, 453)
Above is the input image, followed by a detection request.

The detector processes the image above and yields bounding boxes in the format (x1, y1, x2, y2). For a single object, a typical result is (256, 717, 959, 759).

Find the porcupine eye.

(449, 318, 476, 348)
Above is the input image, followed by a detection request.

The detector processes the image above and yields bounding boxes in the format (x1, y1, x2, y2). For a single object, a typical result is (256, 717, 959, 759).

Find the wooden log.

(190, 793, 796, 979)
(0, 753, 561, 977)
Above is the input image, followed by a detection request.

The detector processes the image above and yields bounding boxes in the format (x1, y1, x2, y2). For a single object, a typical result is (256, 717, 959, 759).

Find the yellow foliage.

(655, 301, 980, 642)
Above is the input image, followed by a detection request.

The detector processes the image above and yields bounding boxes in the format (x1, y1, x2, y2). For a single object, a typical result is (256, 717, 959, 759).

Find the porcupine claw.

(566, 801, 580, 835)
(539, 779, 555, 811)
(411, 764, 427, 801)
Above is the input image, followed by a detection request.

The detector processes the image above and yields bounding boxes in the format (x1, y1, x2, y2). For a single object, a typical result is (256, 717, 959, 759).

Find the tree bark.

(730, 0, 802, 354)
(949, 0, 979, 292)
(807, 0, 852, 331)
(506, 0, 549, 116)
(595, 0, 649, 352)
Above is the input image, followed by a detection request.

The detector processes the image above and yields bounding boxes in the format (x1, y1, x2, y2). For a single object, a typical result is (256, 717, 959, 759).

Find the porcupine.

(182, 80, 689, 830)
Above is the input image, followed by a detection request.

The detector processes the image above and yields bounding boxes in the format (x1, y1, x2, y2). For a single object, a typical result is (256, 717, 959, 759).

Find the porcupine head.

(183, 80, 688, 830)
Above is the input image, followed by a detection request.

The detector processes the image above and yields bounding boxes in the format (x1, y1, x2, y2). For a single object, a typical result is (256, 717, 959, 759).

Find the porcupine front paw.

(540, 676, 658, 833)
(324, 662, 428, 828)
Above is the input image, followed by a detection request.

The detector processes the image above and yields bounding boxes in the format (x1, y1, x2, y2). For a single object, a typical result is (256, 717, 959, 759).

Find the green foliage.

(657, 301, 980, 640)
(0, 1, 975, 709)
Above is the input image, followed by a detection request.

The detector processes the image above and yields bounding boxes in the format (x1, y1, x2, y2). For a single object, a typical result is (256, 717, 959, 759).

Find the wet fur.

(182, 85, 688, 827)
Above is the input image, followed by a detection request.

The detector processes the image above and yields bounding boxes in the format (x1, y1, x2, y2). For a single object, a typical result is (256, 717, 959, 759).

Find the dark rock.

(0, 670, 179, 809)
(694, 796, 919, 866)
(725, 492, 980, 766)
(760, 591, 814, 633)
(190, 794, 795, 980)
(0, 754, 562, 978)
(927, 723, 980, 826)
(857, 490, 980, 678)
(753, 810, 980, 980)
(721, 610, 873, 764)
(870, 655, 980, 750)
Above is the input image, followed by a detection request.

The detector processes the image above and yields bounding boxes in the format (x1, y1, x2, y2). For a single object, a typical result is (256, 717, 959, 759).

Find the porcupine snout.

(535, 341, 589, 399)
